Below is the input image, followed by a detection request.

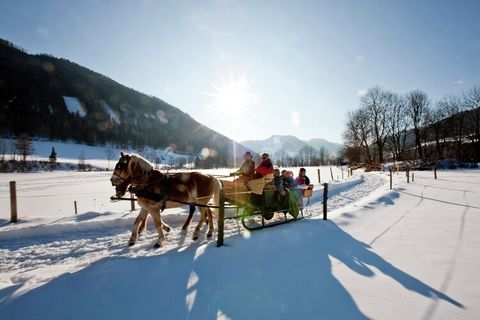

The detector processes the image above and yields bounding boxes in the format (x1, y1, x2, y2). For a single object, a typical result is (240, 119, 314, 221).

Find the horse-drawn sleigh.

(110, 152, 314, 247)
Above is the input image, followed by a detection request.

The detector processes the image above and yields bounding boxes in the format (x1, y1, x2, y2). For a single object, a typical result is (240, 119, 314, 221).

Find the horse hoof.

(192, 236, 199, 241)
(154, 243, 161, 248)
(207, 233, 213, 238)
(128, 242, 135, 246)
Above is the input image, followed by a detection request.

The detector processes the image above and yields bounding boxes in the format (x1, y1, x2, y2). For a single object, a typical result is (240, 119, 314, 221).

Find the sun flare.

(206, 74, 257, 119)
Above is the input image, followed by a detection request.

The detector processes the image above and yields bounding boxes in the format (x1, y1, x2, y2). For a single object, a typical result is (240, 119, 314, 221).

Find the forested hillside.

(0, 38, 251, 167)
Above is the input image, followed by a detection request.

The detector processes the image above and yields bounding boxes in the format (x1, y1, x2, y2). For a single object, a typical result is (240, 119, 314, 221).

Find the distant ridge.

(241, 135, 343, 157)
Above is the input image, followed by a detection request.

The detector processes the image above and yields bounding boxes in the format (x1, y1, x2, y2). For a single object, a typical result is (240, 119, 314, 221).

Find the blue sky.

(1, 0, 479, 143)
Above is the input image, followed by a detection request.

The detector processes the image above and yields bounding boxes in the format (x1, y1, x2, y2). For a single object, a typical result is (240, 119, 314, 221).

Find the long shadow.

(398, 190, 480, 209)
(0, 219, 10, 227)
(0, 220, 463, 320)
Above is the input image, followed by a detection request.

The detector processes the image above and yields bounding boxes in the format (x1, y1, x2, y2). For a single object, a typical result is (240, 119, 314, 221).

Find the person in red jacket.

(254, 153, 274, 178)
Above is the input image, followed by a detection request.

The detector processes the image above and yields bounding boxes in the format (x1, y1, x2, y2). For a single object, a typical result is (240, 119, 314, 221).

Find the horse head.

(111, 152, 132, 197)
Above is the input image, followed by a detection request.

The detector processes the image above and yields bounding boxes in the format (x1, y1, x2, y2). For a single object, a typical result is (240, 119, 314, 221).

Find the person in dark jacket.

(230, 151, 255, 184)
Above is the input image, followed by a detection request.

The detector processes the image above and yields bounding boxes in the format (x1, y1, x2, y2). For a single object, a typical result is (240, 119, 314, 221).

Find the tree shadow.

(0, 220, 463, 320)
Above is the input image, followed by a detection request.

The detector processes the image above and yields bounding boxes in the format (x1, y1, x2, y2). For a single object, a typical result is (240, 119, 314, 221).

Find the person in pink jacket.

(295, 167, 310, 187)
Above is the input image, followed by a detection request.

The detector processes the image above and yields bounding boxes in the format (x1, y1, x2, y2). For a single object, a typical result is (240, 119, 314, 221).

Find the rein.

(110, 195, 229, 209)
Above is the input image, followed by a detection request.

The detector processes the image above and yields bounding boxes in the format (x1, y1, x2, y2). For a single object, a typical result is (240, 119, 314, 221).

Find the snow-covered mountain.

(241, 135, 343, 157)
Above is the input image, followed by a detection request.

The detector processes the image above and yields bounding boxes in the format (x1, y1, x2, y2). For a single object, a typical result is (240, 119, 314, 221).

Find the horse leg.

(138, 216, 147, 235)
(159, 202, 170, 232)
(161, 216, 171, 232)
(192, 207, 207, 241)
(181, 205, 196, 230)
(206, 208, 214, 238)
(129, 208, 148, 246)
(150, 209, 166, 248)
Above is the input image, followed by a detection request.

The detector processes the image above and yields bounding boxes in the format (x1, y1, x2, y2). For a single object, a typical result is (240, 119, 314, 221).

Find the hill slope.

(0, 38, 251, 167)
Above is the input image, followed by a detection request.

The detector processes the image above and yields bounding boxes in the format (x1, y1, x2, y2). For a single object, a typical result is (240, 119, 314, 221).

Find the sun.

(205, 74, 257, 119)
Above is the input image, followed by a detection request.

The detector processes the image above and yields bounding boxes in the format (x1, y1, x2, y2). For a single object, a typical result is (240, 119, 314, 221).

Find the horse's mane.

(129, 154, 154, 174)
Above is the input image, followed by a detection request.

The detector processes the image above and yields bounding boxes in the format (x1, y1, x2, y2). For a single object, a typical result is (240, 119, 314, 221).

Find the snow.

(63, 96, 86, 117)
(100, 100, 120, 124)
(1, 169, 479, 319)
(1, 138, 194, 170)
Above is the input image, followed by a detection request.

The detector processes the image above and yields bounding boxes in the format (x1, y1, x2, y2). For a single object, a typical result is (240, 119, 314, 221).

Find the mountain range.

(241, 135, 343, 157)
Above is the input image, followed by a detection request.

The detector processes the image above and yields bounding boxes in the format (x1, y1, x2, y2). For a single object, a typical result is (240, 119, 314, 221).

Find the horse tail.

(210, 175, 222, 218)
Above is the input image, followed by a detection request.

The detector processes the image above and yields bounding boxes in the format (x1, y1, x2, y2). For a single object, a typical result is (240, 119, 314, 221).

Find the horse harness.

(128, 171, 196, 210)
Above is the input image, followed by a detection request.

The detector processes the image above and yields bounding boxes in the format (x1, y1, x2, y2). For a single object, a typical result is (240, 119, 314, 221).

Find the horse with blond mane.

(110, 152, 222, 247)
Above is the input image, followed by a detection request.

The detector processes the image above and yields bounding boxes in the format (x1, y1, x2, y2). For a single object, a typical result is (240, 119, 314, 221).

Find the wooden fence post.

(74, 201, 78, 215)
(317, 168, 321, 184)
(412, 172, 415, 182)
(323, 183, 328, 220)
(434, 167, 437, 179)
(10, 181, 18, 223)
(341, 168, 344, 180)
(217, 189, 225, 247)
(130, 192, 136, 211)
(330, 167, 334, 181)
(389, 169, 393, 190)
(406, 168, 410, 183)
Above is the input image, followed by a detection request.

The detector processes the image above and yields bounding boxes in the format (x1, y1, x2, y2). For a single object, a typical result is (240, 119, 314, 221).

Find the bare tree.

(296, 145, 317, 166)
(78, 150, 86, 171)
(343, 109, 373, 164)
(15, 133, 34, 163)
(104, 145, 115, 170)
(361, 87, 389, 163)
(273, 149, 287, 167)
(431, 95, 459, 159)
(385, 93, 409, 162)
(319, 146, 327, 165)
(406, 90, 430, 159)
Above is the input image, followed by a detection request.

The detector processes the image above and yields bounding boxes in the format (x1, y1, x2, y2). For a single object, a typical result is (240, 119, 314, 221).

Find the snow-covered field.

(1, 138, 192, 169)
(1, 169, 479, 319)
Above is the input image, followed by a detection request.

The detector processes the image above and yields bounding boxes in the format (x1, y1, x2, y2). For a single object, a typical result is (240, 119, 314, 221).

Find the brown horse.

(110, 152, 222, 247)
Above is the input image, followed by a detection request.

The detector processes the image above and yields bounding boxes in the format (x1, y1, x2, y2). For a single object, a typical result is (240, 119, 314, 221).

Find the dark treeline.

(0, 38, 251, 168)
(343, 86, 480, 165)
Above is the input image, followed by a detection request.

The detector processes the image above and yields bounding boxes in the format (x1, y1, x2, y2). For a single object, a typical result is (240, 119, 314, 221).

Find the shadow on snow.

(0, 219, 463, 320)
